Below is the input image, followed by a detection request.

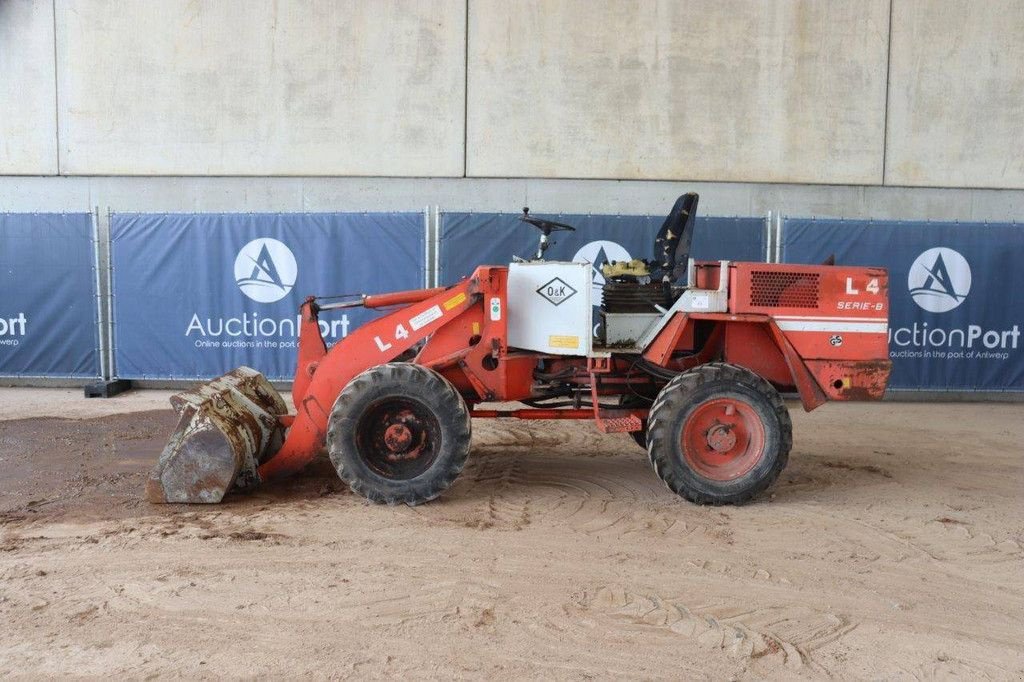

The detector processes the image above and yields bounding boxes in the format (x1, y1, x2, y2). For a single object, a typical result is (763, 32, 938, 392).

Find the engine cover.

(507, 261, 593, 356)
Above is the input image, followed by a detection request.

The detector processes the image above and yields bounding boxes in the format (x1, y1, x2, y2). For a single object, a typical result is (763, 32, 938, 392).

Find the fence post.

(433, 206, 442, 288)
(774, 213, 783, 263)
(84, 208, 132, 397)
(422, 205, 431, 289)
(91, 206, 107, 381)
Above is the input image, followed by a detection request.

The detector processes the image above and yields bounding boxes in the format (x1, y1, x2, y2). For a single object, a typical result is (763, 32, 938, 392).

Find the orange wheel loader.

(146, 194, 891, 506)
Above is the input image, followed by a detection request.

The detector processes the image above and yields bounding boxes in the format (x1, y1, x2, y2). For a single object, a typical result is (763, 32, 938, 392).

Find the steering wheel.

(519, 207, 576, 234)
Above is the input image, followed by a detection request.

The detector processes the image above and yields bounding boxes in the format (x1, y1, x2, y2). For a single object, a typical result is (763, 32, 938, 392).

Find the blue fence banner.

(111, 213, 425, 380)
(0, 213, 100, 378)
(782, 218, 1024, 391)
(438, 213, 766, 286)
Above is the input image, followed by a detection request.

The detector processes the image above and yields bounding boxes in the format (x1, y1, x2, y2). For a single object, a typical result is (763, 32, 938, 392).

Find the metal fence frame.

(4, 207, 1021, 399)
(0, 211, 103, 380)
(105, 209, 433, 381)
(778, 215, 1024, 393)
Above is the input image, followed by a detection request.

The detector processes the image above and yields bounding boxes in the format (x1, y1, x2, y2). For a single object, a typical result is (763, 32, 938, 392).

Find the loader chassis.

(147, 258, 891, 507)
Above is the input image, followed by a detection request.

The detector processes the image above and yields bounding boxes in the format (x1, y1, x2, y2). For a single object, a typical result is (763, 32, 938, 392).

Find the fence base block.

(84, 379, 133, 399)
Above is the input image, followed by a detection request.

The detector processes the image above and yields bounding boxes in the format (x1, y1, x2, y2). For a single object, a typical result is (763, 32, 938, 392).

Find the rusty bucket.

(145, 367, 288, 503)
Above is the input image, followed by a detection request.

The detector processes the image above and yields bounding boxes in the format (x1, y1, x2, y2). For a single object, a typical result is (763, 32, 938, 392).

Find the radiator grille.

(749, 270, 820, 308)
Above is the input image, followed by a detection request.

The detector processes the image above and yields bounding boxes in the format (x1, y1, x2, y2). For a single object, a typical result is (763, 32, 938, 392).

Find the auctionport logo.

(889, 246, 1019, 359)
(188, 238, 350, 346)
(573, 240, 631, 303)
(234, 238, 297, 303)
(908, 247, 971, 313)
(0, 312, 28, 346)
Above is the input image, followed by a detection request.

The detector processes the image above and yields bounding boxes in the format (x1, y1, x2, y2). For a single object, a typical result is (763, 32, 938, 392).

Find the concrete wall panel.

(55, 0, 465, 176)
(5, 176, 1022, 224)
(887, 1, 1024, 188)
(0, 0, 58, 174)
(466, 0, 889, 184)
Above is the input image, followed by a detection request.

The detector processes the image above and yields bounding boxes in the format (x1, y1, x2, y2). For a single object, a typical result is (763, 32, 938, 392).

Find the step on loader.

(146, 194, 891, 506)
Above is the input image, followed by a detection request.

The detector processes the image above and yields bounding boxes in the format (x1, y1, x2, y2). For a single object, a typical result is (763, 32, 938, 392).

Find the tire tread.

(646, 362, 791, 505)
(327, 363, 471, 506)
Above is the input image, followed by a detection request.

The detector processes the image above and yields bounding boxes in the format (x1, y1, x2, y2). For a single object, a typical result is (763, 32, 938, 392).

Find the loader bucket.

(145, 367, 288, 504)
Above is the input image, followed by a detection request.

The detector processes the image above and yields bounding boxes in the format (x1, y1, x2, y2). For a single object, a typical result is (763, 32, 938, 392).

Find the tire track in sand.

(583, 585, 858, 676)
(445, 448, 715, 539)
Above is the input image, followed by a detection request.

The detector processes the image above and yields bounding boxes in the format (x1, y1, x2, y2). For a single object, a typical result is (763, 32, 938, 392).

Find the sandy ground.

(0, 389, 1022, 679)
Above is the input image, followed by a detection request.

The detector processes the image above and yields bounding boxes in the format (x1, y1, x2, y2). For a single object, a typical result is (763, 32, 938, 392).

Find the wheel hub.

(356, 398, 440, 478)
(706, 424, 737, 452)
(383, 423, 413, 453)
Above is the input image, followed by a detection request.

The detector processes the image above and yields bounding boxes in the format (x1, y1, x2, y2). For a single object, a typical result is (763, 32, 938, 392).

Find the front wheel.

(327, 363, 471, 505)
(647, 363, 791, 505)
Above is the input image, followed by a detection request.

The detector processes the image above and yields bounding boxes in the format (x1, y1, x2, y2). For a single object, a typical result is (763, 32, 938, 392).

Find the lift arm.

(257, 277, 481, 481)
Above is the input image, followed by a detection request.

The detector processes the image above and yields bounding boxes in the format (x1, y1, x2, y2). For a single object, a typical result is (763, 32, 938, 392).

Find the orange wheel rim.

(681, 398, 766, 481)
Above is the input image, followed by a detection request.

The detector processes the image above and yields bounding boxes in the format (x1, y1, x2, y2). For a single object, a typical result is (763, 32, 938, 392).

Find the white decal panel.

(409, 305, 443, 331)
(775, 317, 887, 334)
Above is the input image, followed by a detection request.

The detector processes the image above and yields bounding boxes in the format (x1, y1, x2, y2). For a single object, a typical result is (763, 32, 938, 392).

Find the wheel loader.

(146, 194, 892, 506)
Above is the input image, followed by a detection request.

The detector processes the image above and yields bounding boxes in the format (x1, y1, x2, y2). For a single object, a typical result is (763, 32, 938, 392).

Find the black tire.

(646, 363, 791, 505)
(327, 363, 471, 505)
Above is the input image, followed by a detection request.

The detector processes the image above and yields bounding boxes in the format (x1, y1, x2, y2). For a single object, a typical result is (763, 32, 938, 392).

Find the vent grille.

(750, 270, 820, 308)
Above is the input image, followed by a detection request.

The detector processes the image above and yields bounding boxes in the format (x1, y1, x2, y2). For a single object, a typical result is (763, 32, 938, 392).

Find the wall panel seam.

(51, 0, 60, 176)
(881, 0, 894, 186)
(463, 0, 469, 178)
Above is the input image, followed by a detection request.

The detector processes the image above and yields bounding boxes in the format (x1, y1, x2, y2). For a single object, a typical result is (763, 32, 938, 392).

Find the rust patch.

(835, 359, 892, 401)
(147, 368, 287, 504)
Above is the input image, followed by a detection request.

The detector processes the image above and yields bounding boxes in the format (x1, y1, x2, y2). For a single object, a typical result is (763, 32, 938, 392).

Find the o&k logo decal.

(234, 238, 297, 303)
(908, 247, 971, 313)
(536, 277, 578, 306)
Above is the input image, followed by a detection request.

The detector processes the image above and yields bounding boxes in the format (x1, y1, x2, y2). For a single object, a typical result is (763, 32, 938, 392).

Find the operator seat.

(653, 192, 699, 288)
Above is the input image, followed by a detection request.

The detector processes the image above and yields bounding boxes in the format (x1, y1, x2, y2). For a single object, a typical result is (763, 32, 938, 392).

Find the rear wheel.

(327, 363, 471, 505)
(646, 363, 791, 505)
